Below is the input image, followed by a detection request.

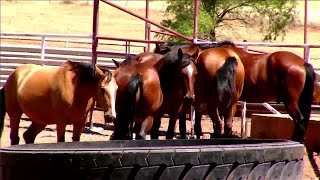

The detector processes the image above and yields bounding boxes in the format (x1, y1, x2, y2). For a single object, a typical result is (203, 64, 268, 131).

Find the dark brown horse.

(0, 61, 117, 145)
(134, 48, 197, 139)
(192, 47, 245, 138)
(111, 56, 163, 140)
(218, 41, 316, 142)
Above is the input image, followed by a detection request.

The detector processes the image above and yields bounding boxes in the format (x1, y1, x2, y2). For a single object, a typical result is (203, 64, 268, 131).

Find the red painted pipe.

(100, 0, 193, 42)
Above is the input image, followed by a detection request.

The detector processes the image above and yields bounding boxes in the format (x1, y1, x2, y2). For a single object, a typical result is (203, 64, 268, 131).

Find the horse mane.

(154, 42, 190, 55)
(162, 49, 191, 71)
(65, 60, 97, 84)
(217, 40, 236, 47)
(157, 49, 191, 88)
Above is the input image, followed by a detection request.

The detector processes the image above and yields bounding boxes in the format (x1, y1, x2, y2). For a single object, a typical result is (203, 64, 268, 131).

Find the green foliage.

(156, 0, 297, 42)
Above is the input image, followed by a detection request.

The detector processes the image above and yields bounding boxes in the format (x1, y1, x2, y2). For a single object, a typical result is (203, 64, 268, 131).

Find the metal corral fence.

(1, 33, 320, 120)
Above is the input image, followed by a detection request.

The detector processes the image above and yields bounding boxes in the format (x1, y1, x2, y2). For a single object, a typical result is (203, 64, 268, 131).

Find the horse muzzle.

(184, 95, 195, 104)
(104, 111, 116, 123)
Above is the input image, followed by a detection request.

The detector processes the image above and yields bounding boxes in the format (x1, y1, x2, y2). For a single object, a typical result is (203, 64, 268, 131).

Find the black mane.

(158, 49, 192, 89)
(67, 61, 97, 84)
(217, 40, 236, 47)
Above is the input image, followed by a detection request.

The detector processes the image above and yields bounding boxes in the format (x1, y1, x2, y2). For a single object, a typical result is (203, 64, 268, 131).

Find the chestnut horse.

(134, 48, 197, 139)
(111, 56, 163, 140)
(218, 41, 316, 142)
(0, 61, 117, 145)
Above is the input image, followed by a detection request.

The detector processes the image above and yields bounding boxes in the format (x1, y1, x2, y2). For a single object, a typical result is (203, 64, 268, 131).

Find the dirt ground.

(1, 112, 319, 179)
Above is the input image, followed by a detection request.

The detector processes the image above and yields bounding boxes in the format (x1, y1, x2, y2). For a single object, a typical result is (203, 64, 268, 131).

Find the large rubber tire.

(0, 139, 304, 180)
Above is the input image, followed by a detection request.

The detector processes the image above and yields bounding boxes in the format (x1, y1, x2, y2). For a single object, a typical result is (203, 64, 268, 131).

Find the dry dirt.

(1, 112, 320, 179)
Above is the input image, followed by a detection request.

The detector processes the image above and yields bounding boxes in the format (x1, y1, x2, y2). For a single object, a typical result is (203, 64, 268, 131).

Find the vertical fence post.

(304, 46, 310, 63)
(65, 40, 69, 48)
(40, 36, 46, 65)
(89, 0, 100, 130)
(241, 101, 247, 138)
(144, 0, 150, 52)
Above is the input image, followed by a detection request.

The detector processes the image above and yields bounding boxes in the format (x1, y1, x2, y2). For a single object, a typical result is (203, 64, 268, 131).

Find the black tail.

(0, 87, 6, 138)
(215, 57, 238, 106)
(299, 63, 316, 123)
(127, 73, 143, 137)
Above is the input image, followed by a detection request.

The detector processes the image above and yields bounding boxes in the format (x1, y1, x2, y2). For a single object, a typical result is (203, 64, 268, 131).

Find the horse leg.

(166, 116, 178, 139)
(194, 110, 202, 139)
(209, 108, 223, 138)
(150, 115, 162, 139)
(134, 122, 143, 140)
(223, 103, 237, 137)
(8, 111, 23, 145)
(136, 116, 153, 140)
(56, 123, 67, 142)
(178, 113, 187, 139)
(23, 122, 46, 144)
(72, 121, 86, 141)
(285, 102, 305, 142)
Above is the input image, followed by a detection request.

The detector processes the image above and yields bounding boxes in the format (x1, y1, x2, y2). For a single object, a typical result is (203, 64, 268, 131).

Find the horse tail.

(215, 57, 238, 106)
(0, 87, 6, 137)
(299, 63, 316, 122)
(127, 73, 143, 132)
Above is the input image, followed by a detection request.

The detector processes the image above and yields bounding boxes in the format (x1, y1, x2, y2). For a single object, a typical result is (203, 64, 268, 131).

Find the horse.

(0, 60, 118, 145)
(191, 47, 245, 138)
(111, 56, 163, 140)
(218, 40, 316, 143)
(134, 48, 197, 139)
(155, 44, 245, 138)
(313, 81, 320, 105)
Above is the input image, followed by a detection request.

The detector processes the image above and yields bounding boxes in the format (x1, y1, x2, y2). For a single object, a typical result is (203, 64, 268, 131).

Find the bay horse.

(111, 56, 163, 140)
(192, 47, 245, 138)
(135, 48, 197, 139)
(154, 44, 245, 138)
(0, 60, 118, 145)
(218, 40, 316, 143)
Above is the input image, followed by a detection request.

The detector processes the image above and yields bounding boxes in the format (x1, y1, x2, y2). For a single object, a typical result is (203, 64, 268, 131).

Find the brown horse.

(134, 48, 197, 139)
(313, 81, 320, 105)
(0, 61, 118, 145)
(191, 47, 245, 138)
(111, 56, 163, 140)
(155, 44, 245, 138)
(218, 41, 316, 142)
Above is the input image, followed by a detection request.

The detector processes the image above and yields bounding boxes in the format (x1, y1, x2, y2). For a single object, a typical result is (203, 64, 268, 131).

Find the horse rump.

(0, 87, 6, 138)
(298, 63, 316, 127)
(215, 57, 238, 106)
(112, 73, 142, 140)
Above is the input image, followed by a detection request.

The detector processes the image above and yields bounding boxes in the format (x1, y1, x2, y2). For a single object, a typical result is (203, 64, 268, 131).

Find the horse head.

(156, 48, 197, 105)
(97, 69, 118, 123)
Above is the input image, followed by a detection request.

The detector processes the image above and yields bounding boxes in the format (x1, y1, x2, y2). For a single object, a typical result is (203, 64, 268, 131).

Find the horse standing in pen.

(111, 56, 163, 140)
(134, 48, 197, 139)
(218, 41, 316, 143)
(0, 61, 118, 145)
(154, 44, 245, 138)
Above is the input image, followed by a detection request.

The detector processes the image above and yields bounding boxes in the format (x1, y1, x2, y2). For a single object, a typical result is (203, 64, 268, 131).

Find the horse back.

(134, 52, 163, 67)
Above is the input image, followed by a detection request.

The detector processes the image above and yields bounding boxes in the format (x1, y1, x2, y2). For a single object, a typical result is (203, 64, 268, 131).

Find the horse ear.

(178, 48, 183, 60)
(112, 59, 120, 68)
(154, 43, 160, 52)
(191, 48, 199, 61)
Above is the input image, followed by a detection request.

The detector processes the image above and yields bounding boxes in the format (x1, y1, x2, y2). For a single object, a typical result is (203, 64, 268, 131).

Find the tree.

(156, 0, 297, 42)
